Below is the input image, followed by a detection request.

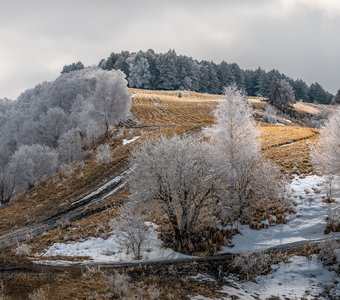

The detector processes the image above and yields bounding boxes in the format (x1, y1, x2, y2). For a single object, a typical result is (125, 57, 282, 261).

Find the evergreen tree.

(199, 63, 210, 93)
(309, 82, 332, 104)
(113, 51, 130, 77)
(291, 79, 309, 101)
(156, 50, 179, 90)
(217, 62, 235, 93)
(206, 62, 221, 94)
(145, 49, 160, 89)
(230, 63, 245, 90)
(128, 56, 151, 89)
(61, 61, 84, 74)
(269, 79, 295, 110)
(100, 52, 119, 70)
(97, 49, 332, 101)
(332, 89, 340, 105)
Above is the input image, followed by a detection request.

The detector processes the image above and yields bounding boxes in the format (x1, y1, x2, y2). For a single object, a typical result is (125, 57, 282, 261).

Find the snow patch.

(227, 256, 339, 299)
(191, 256, 339, 299)
(122, 136, 140, 145)
(42, 222, 191, 263)
(223, 175, 340, 253)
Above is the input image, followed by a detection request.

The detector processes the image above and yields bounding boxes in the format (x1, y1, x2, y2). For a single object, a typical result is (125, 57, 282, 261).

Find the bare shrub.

(105, 273, 131, 298)
(264, 103, 278, 124)
(325, 207, 340, 234)
(95, 144, 112, 164)
(28, 288, 47, 300)
(232, 251, 271, 280)
(14, 243, 31, 256)
(112, 205, 149, 260)
(318, 240, 340, 266)
(148, 285, 162, 300)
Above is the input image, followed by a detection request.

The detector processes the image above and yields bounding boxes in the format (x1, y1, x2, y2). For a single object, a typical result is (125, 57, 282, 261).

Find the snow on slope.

(42, 222, 190, 263)
(122, 136, 140, 145)
(223, 175, 340, 253)
(192, 255, 340, 300)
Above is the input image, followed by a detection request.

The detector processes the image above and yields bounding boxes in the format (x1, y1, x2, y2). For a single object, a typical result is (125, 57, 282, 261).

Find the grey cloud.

(0, 0, 339, 98)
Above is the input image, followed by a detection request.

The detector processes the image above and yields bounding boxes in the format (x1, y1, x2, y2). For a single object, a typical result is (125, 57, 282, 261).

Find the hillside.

(0, 89, 338, 299)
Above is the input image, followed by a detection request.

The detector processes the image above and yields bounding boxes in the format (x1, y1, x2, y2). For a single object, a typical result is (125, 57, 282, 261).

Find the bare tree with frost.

(206, 85, 284, 223)
(312, 109, 340, 227)
(264, 103, 278, 124)
(129, 135, 222, 252)
(112, 205, 149, 260)
(0, 163, 15, 205)
(91, 69, 131, 136)
(57, 128, 84, 165)
(37, 107, 69, 148)
(95, 144, 112, 164)
(9, 144, 58, 190)
(312, 108, 340, 176)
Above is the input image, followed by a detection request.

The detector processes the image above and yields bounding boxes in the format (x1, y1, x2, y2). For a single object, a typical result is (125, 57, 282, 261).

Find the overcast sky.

(0, 0, 339, 99)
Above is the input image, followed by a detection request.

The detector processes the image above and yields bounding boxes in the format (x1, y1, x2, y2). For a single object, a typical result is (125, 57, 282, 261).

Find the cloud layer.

(0, 0, 339, 98)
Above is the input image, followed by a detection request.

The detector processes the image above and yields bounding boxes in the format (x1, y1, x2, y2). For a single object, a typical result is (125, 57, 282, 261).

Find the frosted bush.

(95, 144, 112, 164)
(318, 240, 340, 266)
(14, 243, 31, 256)
(148, 285, 162, 300)
(232, 251, 271, 279)
(106, 273, 131, 297)
(28, 288, 47, 300)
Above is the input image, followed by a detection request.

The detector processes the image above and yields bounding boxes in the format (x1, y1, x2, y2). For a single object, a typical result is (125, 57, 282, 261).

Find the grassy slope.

(0, 89, 325, 299)
(0, 89, 321, 238)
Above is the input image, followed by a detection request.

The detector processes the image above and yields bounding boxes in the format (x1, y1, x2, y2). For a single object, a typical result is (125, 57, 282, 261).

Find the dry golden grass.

(0, 88, 328, 300)
(0, 88, 321, 252)
(0, 260, 222, 300)
(293, 101, 323, 115)
(259, 125, 318, 174)
(259, 125, 317, 150)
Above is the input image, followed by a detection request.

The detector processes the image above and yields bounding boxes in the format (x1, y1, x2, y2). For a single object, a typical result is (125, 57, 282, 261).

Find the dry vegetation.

(0, 89, 320, 247)
(0, 88, 326, 299)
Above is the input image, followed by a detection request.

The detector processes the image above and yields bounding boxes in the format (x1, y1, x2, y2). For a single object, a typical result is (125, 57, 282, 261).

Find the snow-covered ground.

(223, 175, 340, 253)
(42, 222, 190, 263)
(194, 175, 340, 299)
(192, 255, 340, 300)
(122, 136, 140, 145)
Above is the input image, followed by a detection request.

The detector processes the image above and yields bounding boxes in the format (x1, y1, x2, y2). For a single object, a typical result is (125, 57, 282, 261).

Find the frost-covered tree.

(311, 110, 340, 228)
(91, 69, 131, 136)
(129, 135, 221, 252)
(269, 79, 295, 110)
(217, 61, 235, 93)
(264, 103, 278, 124)
(37, 107, 69, 148)
(156, 50, 179, 90)
(95, 143, 112, 164)
(0, 67, 131, 204)
(331, 89, 340, 105)
(57, 128, 84, 165)
(0, 163, 15, 205)
(128, 57, 151, 88)
(10, 144, 58, 190)
(206, 85, 283, 222)
(206, 85, 260, 165)
(309, 82, 333, 104)
(61, 61, 84, 74)
(112, 205, 149, 260)
(230, 63, 245, 90)
(312, 108, 340, 175)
